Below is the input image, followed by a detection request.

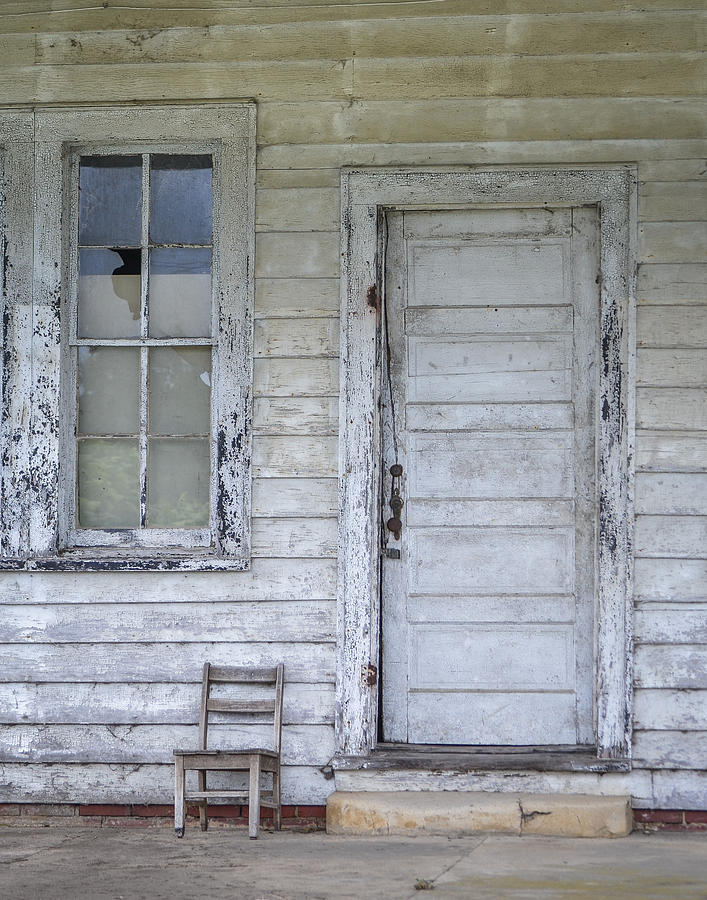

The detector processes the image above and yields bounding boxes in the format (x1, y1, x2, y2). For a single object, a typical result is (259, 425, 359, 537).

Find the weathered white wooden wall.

(0, 0, 705, 809)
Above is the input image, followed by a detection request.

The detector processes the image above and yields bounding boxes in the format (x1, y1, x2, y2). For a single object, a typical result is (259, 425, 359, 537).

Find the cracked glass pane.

(78, 248, 141, 338)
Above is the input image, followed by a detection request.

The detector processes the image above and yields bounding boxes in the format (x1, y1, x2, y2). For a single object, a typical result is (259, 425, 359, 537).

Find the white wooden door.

(381, 207, 598, 746)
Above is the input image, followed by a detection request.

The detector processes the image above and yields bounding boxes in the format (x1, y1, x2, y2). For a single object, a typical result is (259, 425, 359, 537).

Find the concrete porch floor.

(0, 827, 705, 899)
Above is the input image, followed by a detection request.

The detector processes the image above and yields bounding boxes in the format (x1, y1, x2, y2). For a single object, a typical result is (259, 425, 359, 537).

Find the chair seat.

(174, 748, 278, 758)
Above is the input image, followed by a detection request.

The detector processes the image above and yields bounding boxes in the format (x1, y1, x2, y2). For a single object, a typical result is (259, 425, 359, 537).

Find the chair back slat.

(199, 662, 284, 753)
(206, 699, 276, 714)
(208, 665, 278, 683)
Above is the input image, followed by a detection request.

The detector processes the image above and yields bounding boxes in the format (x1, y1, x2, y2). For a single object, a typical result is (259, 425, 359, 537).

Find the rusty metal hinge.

(362, 664, 378, 687)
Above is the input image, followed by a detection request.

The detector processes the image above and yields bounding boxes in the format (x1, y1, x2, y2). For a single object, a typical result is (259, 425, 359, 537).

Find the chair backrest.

(198, 663, 284, 754)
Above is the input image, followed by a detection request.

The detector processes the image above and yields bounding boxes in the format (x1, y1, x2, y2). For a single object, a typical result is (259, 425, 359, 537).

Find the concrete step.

(326, 791, 632, 837)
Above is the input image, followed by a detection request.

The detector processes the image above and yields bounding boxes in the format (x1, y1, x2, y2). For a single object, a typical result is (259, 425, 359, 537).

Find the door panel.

(381, 206, 598, 746)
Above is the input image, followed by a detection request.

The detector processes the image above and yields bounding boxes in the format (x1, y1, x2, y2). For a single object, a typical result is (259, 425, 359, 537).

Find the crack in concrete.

(405, 837, 488, 899)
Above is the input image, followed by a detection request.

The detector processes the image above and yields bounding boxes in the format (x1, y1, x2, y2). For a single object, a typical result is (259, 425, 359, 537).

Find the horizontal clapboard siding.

(0, 2, 704, 809)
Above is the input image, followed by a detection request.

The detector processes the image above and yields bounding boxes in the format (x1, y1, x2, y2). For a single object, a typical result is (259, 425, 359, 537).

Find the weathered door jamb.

(336, 167, 637, 764)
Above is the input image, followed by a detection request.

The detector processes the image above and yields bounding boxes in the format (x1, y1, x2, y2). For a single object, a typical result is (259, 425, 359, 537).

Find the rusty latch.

(386, 463, 404, 540)
(362, 664, 378, 687)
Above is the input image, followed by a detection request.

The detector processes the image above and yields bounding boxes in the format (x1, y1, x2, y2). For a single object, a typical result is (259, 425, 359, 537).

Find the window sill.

(0, 549, 250, 572)
(334, 744, 631, 774)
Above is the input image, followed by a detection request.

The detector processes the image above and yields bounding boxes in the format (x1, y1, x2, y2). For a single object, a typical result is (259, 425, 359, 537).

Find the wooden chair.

(174, 663, 284, 839)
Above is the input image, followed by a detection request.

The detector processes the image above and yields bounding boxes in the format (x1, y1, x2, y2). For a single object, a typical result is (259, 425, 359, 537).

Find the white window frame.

(337, 167, 637, 762)
(0, 105, 255, 571)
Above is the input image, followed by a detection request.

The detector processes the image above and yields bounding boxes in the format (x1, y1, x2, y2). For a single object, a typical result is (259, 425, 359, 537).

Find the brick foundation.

(633, 810, 707, 833)
(0, 803, 325, 830)
(1, 804, 704, 833)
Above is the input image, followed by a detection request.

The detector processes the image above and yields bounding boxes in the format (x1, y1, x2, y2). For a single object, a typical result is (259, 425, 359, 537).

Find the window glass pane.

(147, 439, 210, 528)
(79, 155, 142, 246)
(78, 347, 140, 435)
(149, 347, 211, 435)
(150, 155, 212, 245)
(78, 248, 141, 338)
(78, 439, 140, 528)
(149, 248, 211, 338)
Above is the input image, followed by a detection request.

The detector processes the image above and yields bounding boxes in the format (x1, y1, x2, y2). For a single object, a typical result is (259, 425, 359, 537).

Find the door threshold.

(334, 744, 630, 773)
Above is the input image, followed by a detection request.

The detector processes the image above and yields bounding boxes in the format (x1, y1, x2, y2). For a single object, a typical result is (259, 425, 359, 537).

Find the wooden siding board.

(2, 642, 335, 683)
(260, 140, 707, 169)
(253, 358, 339, 397)
(635, 645, 707, 688)
(0, 762, 332, 805)
(638, 181, 707, 221)
(0, 600, 336, 643)
(0, 559, 338, 604)
(255, 278, 339, 319)
(1, 682, 335, 725)
(253, 398, 339, 435)
(635, 558, 707, 602)
(258, 99, 706, 146)
(634, 607, 707, 644)
(636, 473, 707, 515)
(632, 731, 707, 770)
(635, 516, 707, 559)
(639, 222, 707, 264)
(639, 159, 707, 181)
(252, 478, 338, 518)
(637, 307, 707, 347)
(637, 350, 707, 387)
(636, 388, 707, 431)
(0, 723, 335, 765)
(634, 688, 707, 730)
(30, 14, 705, 65)
(651, 771, 707, 810)
(636, 431, 707, 473)
(352, 54, 705, 100)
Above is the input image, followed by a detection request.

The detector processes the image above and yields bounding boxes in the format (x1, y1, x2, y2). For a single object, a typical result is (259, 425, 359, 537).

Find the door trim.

(336, 167, 637, 761)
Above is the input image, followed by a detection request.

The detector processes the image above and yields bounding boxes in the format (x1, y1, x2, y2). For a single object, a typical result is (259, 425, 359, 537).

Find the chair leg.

(248, 754, 261, 840)
(174, 757, 186, 838)
(273, 765, 282, 831)
(198, 769, 208, 831)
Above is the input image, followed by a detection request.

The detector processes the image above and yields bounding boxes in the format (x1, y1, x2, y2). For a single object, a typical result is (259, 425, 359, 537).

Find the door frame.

(336, 167, 637, 762)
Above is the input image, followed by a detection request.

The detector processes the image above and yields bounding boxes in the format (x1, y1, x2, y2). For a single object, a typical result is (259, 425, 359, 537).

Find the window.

(0, 106, 255, 570)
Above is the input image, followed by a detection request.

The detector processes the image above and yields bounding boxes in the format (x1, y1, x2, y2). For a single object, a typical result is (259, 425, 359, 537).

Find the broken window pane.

(78, 347, 140, 436)
(78, 439, 140, 528)
(147, 438, 210, 528)
(78, 248, 141, 338)
(149, 248, 211, 338)
(150, 155, 212, 245)
(79, 155, 142, 246)
(149, 347, 211, 436)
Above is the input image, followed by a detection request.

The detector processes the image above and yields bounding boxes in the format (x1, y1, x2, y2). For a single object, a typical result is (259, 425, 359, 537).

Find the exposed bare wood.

(635, 645, 707, 689)
(637, 349, 707, 387)
(255, 278, 339, 318)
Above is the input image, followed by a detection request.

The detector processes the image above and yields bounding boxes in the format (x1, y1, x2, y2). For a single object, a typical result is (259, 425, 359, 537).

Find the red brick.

(79, 804, 130, 817)
(685, 811, 707, 824)
(203, 805, 242, 818)
(0, 804, 20, 816)
(133, 805, 174, 817)
(103, 816, 154, 828)
(295, 805, 326, 818)
(281, 805, 296, 819)
(633, 809, 683, 824)
(652, 823, 687, 832)
(22, 804, 76, 817)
